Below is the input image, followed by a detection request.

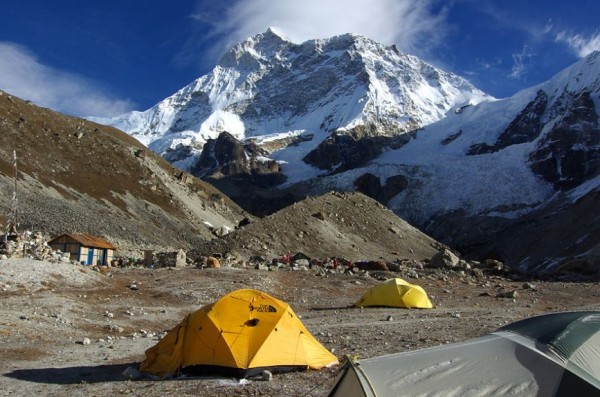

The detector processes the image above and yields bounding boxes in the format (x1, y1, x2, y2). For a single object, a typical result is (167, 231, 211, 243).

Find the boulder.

(429, 249, 460, 269)
(355, 260, 388, 271)
(207, 256, 221, 268)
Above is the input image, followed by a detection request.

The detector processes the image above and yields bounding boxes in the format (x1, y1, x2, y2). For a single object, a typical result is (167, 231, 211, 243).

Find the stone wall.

(152, 249, 187, 268)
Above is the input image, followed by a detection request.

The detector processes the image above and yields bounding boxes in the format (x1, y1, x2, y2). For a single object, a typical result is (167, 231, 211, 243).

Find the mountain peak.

(318, 32, 376, 51)
(264, 27, 291, 42)
(250, 27, 292, 46)
(97, 30, 490, 170)
(218, 28, 293, 69)
(533, 47, 600, 100)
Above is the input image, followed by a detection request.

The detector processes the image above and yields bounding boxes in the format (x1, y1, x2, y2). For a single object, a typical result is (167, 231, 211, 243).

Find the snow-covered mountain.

(93, 29, 600, 274)
(92, 28, 489, 170)
(313, 50, 600, 273)
(379, 51, 600, 217)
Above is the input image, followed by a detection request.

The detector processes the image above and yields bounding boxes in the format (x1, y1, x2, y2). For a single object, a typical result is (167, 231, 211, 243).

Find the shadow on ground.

(4, 363, 140, 384)
(5, 364, 256, 385)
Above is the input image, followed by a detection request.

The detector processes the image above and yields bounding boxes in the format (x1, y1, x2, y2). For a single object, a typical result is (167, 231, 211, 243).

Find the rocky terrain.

(190, 191, 441, 265)
(1, 255, 599, 397)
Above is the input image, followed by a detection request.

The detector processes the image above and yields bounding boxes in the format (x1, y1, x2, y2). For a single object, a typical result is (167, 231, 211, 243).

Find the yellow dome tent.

(355, 278, 433, 309)
(140, 289, 338, 378)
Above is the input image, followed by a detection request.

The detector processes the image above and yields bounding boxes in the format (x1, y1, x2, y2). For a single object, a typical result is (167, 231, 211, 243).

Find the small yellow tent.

(140, 289, 338, 378)
(355, 278, 433, 309)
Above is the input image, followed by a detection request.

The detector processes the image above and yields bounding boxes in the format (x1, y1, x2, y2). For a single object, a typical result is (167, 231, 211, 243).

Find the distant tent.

(140, 289, 338, 378)
(213, 225, 231, 237)
(329, 311, 600, 397)
(292, 252, 311, 262)
(354, 278, 433, 309)
(292, 252, 311, 266)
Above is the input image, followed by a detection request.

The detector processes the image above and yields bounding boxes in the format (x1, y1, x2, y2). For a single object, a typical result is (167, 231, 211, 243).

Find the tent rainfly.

(292, 252, 311, 263)
(328, 311, 600, 397)
(140, 289, 338, 378)
(354, 278, 433, 309)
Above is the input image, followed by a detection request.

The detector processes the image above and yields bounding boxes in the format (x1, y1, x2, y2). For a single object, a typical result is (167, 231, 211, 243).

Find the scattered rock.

(207, 256, 221, 268)
(261, 370, 273, 381)
(496, 290, 518, 299)
(105, 324, 125, 333)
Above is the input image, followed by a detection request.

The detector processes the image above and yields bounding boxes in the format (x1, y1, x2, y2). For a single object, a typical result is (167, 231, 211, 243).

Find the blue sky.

(1, 0, 599, 117)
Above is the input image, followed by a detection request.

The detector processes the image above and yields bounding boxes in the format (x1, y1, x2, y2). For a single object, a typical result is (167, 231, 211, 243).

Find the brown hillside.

(0, 91, 249, 254)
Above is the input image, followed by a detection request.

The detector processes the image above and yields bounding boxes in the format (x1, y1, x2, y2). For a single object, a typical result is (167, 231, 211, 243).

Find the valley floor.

(1, 258, 599, 396)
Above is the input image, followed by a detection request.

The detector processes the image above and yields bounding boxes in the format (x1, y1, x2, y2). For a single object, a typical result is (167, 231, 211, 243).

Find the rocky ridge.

(189, 191, 441, 264)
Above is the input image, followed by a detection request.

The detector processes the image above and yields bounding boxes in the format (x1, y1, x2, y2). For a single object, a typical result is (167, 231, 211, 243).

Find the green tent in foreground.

(329, 311, 600, 397)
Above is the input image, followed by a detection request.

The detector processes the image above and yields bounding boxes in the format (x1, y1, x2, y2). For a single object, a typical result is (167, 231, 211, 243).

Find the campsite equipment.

(292, 252, 311, 266)
(328, 311, 600, 396)
(354, 278, 433, 309)
(140, 289, 338, 378)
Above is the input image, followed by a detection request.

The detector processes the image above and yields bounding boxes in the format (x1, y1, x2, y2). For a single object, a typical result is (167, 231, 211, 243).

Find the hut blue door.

(87, 249, 94, 266)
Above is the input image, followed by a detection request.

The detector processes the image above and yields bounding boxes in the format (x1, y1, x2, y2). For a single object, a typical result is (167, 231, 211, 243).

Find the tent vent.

(245, 318, 260, 327)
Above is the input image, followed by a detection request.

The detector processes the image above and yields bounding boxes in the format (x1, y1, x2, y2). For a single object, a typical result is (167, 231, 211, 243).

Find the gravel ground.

(1, 258, 600, 397)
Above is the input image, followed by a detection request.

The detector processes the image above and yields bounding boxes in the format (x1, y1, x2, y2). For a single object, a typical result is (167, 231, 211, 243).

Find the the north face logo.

(249, 304, 277, 313)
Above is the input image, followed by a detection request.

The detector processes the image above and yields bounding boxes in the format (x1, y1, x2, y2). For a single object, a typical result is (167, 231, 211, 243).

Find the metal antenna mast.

(6, 149, 18, 240)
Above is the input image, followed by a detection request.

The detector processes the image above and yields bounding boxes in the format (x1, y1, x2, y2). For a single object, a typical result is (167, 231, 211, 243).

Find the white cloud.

(0, 42, 135, 117)
(509, 45, 535, 79)
(202, 0, 447, 58)
(555, 31, 600, 58)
